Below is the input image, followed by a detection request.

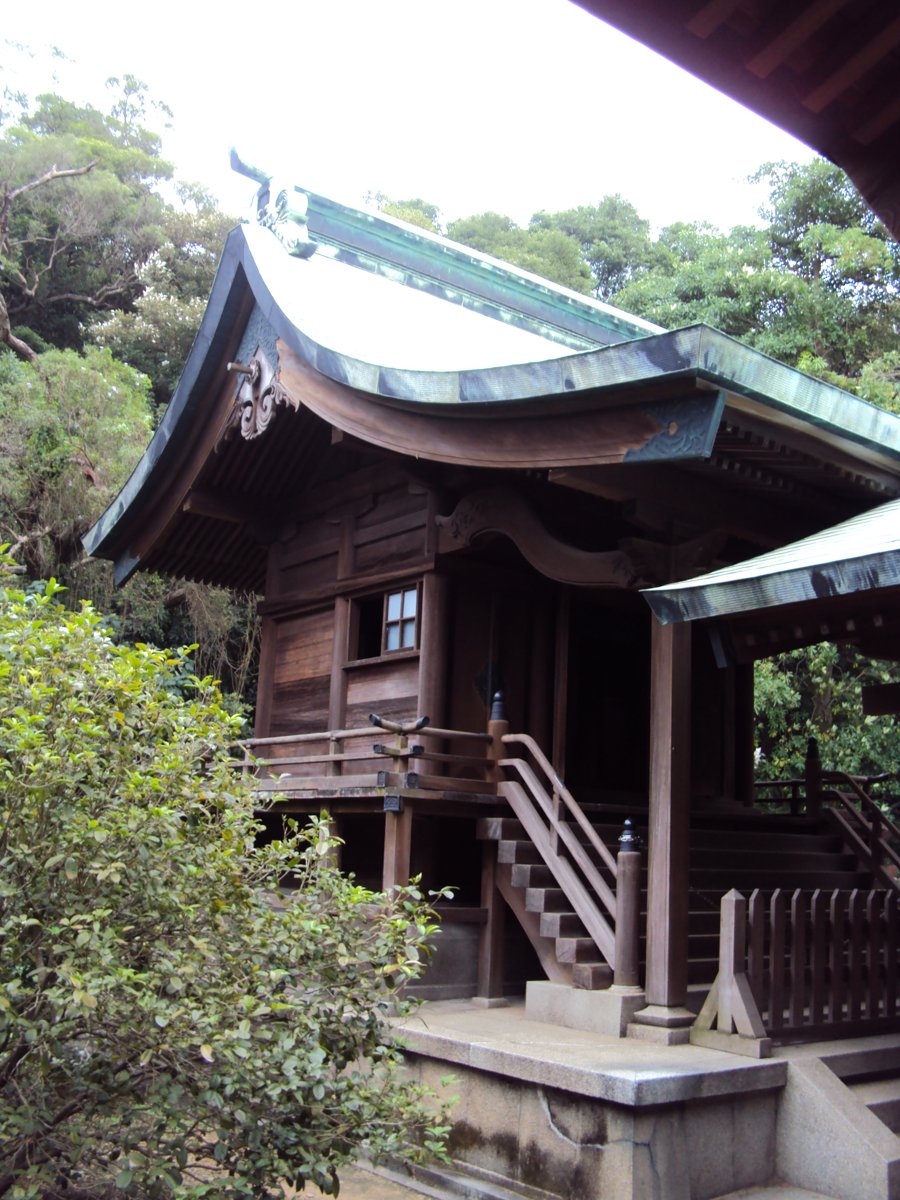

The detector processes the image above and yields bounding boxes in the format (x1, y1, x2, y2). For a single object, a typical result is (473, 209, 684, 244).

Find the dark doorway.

(563, 593, 650, 802)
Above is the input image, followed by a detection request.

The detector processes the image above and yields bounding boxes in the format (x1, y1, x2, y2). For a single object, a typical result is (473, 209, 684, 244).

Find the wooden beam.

(802, 15, 900, 113)
(746, 0, 850, 79)
(686, 0, 742, 39)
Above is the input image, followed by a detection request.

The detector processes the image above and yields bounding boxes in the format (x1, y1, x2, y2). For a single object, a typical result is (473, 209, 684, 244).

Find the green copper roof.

(644, 499, 900, 624)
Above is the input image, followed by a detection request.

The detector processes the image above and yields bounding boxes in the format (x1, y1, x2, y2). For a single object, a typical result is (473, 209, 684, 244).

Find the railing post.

(614, 819, 642, 990)
(805, 736, 822, 814)
(487, 691, 509, 787)
(870, 808, 882, 871)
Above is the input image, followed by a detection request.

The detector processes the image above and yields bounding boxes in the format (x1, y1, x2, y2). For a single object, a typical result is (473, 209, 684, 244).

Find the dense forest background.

(1, 77, 898, 774)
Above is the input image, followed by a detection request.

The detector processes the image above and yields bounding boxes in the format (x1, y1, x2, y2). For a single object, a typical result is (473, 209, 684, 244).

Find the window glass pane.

(386, 591, 402, 622)
(401, 618, 416, 648)
(402, 587, 417, 618)
(385, 624, 401, 651)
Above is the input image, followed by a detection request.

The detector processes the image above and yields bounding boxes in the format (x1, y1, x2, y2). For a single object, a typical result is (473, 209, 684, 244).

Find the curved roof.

(84, 201, 900, 591)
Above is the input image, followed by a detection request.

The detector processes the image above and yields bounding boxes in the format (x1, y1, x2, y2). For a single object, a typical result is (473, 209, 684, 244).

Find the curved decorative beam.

(436, 487, 642, 588)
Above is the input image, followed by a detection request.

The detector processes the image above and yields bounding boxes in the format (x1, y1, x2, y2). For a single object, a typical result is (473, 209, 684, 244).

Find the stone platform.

(394, 1000, 786, 1200)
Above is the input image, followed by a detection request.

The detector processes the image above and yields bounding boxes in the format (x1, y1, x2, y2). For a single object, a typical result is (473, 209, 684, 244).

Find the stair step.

(572, 962, 613, 990)
(848, 1078, 900, 1132)
(525, 887, 570, 913)
(540, 912, 586, 938)
(510, 863, 555, 889)
(825, 1044, 900, 1082)
(496, 839, 542, 865)
(689, 870, 871, 890)
(555, 937, 603, 964)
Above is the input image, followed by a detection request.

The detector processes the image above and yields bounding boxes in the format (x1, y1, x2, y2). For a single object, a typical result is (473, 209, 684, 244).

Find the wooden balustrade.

(693, 885, 900, 1056)
(240, 704, 641, 984)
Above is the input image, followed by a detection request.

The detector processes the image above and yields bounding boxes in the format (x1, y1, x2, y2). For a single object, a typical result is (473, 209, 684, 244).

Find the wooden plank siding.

(260, 473, 432, 747)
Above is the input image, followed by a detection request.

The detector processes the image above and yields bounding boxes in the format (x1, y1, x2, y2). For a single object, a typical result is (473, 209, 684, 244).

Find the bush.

(0, 563, 448, 1199)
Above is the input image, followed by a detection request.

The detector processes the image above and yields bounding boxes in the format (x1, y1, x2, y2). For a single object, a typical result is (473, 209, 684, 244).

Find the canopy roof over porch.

(644, 497, 900, 663)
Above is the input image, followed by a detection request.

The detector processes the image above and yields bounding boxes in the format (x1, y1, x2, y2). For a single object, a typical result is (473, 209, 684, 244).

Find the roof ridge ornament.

(229, 148, 318, 260)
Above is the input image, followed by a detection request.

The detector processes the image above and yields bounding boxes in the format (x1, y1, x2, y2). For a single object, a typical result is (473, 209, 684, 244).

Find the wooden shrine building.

(86, 181, 900, 1200)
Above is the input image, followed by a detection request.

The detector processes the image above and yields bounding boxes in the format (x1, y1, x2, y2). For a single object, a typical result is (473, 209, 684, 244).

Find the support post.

(382, 804, 413, 891)
(734, 664, 755, 807)
(475, 840, 508, 1005)
(630, 619, 693, 1042)
(487, 691, 509, 788)
(805, 736, 822, 815)
(613, 820, 642, 991)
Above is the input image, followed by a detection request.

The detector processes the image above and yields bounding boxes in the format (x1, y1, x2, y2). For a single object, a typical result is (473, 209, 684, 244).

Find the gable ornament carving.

(223, 348, 301, 443)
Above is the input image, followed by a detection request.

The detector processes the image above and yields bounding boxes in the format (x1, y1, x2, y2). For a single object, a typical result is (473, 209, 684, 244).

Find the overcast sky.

(6, 0, 815, 231)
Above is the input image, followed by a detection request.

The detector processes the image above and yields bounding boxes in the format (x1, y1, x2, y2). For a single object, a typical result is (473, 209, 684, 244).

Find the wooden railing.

(239, 716, 493, 799)
(693, 886, 900, 1056)
(497, 728, 630, 975)
(241, 699, 641, 984)
(754, 738, 899, 891)
(824, 771, 900, 892)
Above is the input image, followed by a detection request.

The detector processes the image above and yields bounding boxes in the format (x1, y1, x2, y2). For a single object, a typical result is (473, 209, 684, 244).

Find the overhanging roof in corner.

(574, 0, 900, 240)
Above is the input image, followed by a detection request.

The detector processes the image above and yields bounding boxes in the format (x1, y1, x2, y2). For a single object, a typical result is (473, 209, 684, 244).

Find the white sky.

(5, 0, 815, 232)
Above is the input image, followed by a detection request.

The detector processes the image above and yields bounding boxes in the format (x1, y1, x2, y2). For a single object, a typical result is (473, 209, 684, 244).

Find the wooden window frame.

(347, 582, 422, 663)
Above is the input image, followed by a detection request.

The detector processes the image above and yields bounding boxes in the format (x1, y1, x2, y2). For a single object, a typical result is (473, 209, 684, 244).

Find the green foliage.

(370, 194, 442, 234)
(755, 644, 900, 779)
(0, 345, 153, 578)
(0, 565, 449, 1199)
(0, 83, 171, 352)
(87, 184, 236, 405)
(447, 211, 592, 294)
(530, 195, 654, 300)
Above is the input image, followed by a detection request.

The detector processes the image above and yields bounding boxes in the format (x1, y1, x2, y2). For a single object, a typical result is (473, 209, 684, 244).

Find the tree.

(368, 193, 442, 234)
(530, 195, 654, 300)
(0, 84, 170, 356)
(88, 183, 237, 405)
(755, 644, 900, 781)
(0, 563, 449, 1199)
(447, 212, 592, 294)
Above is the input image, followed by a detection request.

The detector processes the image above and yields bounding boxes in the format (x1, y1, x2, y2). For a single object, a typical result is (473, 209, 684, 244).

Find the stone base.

(526, 981, 646, 1037)
(627, 1003, 695, 1043)
(471, 996, 512, 1009)
(626, 1019, 692, 1045)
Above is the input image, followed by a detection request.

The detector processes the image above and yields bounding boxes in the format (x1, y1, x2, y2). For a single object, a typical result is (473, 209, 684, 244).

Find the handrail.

(822, 770, 900, 887)
(501, 732, 618, 876)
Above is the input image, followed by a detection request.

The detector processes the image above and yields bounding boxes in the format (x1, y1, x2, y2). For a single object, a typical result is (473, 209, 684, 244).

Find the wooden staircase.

(478, 804, 877, 992)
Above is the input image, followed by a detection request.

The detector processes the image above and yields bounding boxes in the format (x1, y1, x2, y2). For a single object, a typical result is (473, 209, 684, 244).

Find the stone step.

(849, 1077, 900, 1133)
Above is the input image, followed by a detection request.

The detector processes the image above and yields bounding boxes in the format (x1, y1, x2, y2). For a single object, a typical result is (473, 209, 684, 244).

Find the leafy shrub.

(0, 562, 448, 1199)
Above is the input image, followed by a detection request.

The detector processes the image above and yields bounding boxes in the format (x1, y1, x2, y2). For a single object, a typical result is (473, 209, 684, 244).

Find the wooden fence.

(693, 886, 900, 1056)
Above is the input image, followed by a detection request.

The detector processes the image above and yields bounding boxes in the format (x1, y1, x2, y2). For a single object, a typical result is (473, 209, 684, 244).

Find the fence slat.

(769, 890, 786, 1030)
(810, 889, 828, 1025)
(829, 891, 846, 1025)
(886, 892, 898, 1019)
(790, 890, 807, 1029)
(748, 889, 765, 1011)
(848, 890, 865, 1022)
(867, 890, 883, 1020)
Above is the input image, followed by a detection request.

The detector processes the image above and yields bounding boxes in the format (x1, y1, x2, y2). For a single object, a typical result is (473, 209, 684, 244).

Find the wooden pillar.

(734, 664, 755, 807)
(476, 841, 507, 1003)
(632, 619, 694, 1038)
(418, 572, 449, 729)
(382, 806, 413, 890)
(328, 596, 350, 730)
